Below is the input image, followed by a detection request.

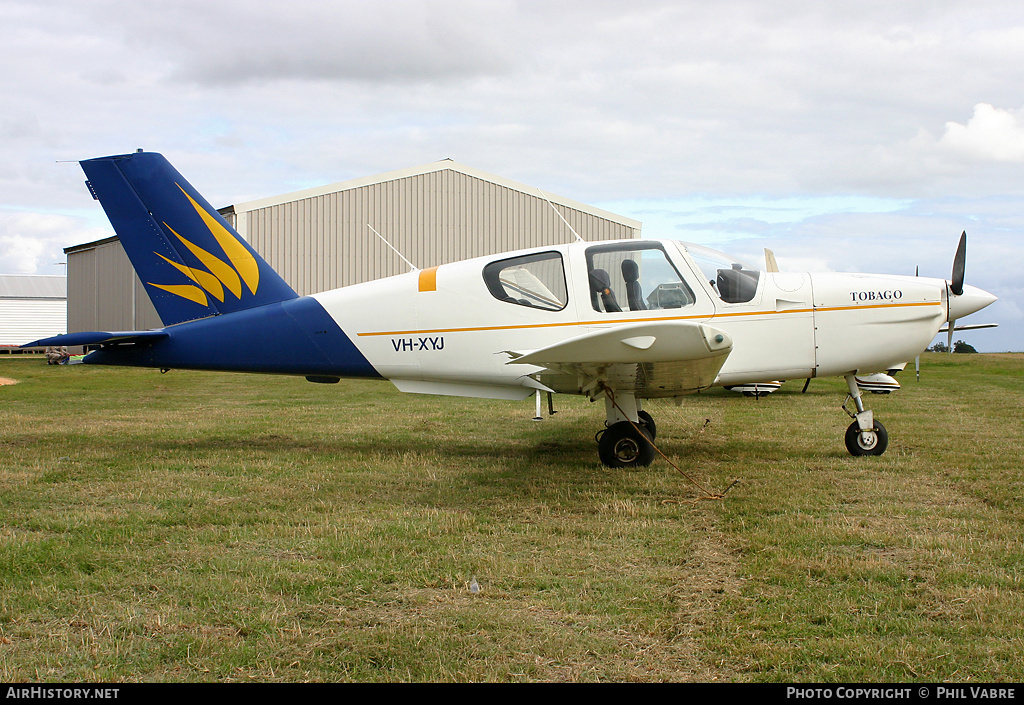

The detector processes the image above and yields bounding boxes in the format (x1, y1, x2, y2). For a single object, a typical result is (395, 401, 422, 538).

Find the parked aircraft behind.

(27, 151, 998, 466)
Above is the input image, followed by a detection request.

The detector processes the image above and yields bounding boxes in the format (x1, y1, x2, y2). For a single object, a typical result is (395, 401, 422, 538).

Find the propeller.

(919, 231, 995, 361)
(951, 230, 966, 297)
(947, 231, 967, 352)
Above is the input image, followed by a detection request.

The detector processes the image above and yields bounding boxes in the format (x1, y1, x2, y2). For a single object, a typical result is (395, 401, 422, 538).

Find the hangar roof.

(227, 159, 641, 229)
(0, 274, 67, 299)
(63, 160, 641, 256)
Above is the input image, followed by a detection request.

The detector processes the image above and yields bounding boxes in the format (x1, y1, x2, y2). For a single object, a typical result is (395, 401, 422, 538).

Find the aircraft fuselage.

(306, 238, 969, 399)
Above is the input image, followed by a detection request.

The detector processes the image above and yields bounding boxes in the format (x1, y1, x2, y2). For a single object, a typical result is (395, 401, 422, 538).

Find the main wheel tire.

(844, 419, 888, 456)
(598, 421, 655, 468)
(637, 410, 657, 440)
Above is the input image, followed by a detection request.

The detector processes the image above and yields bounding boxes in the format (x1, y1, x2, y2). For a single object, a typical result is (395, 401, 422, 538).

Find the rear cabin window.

(585, 242, 695, 313)
(482, 252, 568, 311)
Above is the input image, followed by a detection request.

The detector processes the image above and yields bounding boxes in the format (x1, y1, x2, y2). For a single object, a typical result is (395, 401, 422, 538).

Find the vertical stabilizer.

(81, 151, 298, 326)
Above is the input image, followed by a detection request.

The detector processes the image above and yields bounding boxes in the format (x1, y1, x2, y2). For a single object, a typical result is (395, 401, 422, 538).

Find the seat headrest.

(621, 259, 640, 282)
(589, 268, 611, 291)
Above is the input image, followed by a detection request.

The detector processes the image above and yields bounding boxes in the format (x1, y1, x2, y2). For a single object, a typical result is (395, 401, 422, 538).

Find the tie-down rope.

(599, 382, 739, 504)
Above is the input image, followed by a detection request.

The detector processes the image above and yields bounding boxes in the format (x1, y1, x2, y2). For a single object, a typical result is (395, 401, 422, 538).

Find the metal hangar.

(65, 159, 641, 333)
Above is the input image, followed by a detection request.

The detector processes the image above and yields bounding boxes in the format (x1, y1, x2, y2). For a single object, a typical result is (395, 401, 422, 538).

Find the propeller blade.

(951, 231, 966, 296)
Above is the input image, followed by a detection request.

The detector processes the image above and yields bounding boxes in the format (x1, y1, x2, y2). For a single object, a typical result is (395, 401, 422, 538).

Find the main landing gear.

(595, 387, 656, 468)
(592, 376, 890, 466)
(842, 374, 888, 456)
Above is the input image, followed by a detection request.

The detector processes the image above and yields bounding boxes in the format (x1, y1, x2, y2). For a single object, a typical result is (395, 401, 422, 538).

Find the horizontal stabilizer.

(22, 330, 169, 348)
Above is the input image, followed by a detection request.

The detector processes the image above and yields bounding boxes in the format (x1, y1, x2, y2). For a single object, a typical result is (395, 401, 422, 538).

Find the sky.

(2, 0, 1022, 351)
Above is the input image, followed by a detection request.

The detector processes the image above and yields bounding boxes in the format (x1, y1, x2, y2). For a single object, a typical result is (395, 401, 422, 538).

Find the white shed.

(0, 275, 67, 348)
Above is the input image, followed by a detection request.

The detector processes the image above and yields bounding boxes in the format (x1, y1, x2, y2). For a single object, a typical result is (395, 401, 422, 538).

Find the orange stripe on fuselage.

(356, 300, 941, 338)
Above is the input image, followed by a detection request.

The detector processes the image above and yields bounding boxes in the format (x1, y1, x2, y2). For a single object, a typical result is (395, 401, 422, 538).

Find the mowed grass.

(0, 353, 1022, 682)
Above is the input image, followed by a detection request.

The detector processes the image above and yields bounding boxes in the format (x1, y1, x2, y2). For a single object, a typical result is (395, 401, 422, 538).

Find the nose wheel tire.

(598, 421, 655, 468)
(844, 419, 888, 456)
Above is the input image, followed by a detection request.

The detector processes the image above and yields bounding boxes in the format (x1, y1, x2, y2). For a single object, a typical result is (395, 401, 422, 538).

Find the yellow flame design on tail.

(147, 185, 261, 306)
(179, 187, 260, 295)
(154, 253, 225, 302)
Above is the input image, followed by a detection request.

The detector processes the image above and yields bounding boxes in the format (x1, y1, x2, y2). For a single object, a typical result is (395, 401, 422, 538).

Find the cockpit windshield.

(676, 242, 761, 304)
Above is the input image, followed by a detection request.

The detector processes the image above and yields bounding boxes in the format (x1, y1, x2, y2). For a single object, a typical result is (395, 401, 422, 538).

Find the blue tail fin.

(81, 151, 298, 326)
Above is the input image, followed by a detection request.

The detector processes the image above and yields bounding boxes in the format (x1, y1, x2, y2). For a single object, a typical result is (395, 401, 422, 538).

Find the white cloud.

(0, 211, 107, 274)
(80, 0, 520, 87)
(938, 103, 1024, 162)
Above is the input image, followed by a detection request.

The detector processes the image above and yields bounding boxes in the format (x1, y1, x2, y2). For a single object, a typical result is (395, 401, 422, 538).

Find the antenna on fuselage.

(367, 224, 418, 272)
(537, 189, 584, 243)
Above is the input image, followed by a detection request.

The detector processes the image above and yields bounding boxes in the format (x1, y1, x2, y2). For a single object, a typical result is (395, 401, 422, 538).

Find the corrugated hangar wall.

(65, 237, 162, 332)
(67, 160, 640, 330)
(230, 162, 641, 296)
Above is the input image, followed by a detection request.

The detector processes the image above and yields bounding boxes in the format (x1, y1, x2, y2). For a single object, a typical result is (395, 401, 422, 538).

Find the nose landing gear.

(842, 374, 889, 456)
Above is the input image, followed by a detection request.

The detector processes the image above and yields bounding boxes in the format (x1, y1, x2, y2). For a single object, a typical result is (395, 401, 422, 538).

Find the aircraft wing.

(507, 321, 733, 397)
(22, 330, 169, 349)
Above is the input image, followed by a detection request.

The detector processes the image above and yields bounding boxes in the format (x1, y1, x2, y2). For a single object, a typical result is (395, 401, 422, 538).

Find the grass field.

(1, 353, 1022, 682)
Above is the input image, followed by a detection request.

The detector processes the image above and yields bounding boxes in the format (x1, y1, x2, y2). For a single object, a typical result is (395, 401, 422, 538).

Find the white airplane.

(26, 151, 998, 466)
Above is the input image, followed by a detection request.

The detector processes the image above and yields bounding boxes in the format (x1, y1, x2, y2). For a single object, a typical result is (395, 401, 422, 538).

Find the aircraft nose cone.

(948, 284, 997, 321)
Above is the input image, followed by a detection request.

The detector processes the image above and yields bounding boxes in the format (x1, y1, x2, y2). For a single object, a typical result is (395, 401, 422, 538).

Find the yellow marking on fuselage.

(418, 267, 438, 292)
(356, 300, 942, 338)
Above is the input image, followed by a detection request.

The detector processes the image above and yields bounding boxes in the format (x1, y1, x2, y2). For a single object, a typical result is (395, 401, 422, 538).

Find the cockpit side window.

(482, 251, 568, 311)
(585, 242, 695, 313)
(681, 243, 761, 304)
